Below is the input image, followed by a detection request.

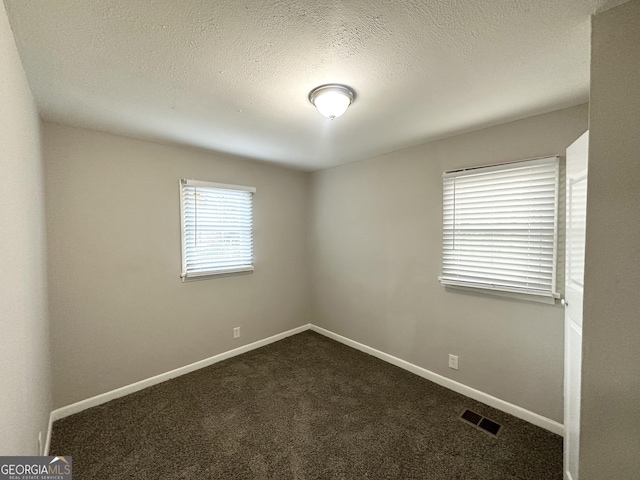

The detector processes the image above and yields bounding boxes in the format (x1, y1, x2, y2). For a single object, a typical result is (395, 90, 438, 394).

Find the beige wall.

(581, 1, 640, 477)
(44, 123, 310, 407)
(0, 2, 51, 455)
(310, 104, 588, 422)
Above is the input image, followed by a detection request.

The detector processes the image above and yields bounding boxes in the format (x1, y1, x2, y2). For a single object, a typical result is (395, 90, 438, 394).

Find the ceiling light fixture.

(308, 84, 356, 120)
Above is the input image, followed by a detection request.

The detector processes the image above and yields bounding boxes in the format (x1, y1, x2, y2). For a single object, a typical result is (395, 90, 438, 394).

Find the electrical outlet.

(38, 431, 43, 456)
(233, 327, 240, 339)
(449, 354, 459, 370)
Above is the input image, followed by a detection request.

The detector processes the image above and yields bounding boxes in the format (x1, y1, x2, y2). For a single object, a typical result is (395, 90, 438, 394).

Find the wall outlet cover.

(449, 354, 459, 370)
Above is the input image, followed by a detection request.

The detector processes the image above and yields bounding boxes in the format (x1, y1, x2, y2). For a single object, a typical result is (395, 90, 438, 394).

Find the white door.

(564, 131, 589, 480)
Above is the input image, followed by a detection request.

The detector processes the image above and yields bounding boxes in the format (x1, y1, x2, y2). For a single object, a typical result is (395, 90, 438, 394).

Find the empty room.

(1, 0, 638, 479)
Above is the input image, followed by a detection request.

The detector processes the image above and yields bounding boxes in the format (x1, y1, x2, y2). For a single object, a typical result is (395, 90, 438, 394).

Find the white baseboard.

(44, 412, 53, 455)
(50, 324, 311, 422)
(310, 324, 564, 437)
(48, 322, 563, 438)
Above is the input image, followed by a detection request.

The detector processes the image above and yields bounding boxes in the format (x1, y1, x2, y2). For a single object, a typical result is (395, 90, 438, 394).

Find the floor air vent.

(459, 409, 503, 437)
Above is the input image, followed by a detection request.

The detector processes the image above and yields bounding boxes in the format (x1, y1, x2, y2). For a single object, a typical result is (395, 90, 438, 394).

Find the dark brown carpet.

(50, 331, 562, 479)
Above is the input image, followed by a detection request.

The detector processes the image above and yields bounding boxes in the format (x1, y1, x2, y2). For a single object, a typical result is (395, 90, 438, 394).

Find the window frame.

(439, 156, 561, 304)
(179, 179, 256, 281)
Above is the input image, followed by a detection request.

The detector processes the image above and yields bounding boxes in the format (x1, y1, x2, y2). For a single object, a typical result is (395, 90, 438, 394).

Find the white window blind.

(180, 179, 255, 280)
(440, 157, 560, 298)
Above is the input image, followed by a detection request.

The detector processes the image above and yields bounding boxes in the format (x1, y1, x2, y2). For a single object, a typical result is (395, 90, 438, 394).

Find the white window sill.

(181, 266, 254, 282)
(440, 280, 560, 305)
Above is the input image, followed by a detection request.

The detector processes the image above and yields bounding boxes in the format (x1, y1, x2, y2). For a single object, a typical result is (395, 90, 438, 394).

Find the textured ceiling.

(4, 0, 624, 171)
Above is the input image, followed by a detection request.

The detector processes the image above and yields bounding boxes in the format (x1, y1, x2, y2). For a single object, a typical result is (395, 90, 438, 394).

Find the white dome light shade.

(313, 90, 350, 119)
(309, 84, 355, 120)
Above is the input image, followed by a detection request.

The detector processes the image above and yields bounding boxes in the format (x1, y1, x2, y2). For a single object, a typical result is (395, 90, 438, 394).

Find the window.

(180, 179, 255, 280)
(440, 157, 560, 300)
